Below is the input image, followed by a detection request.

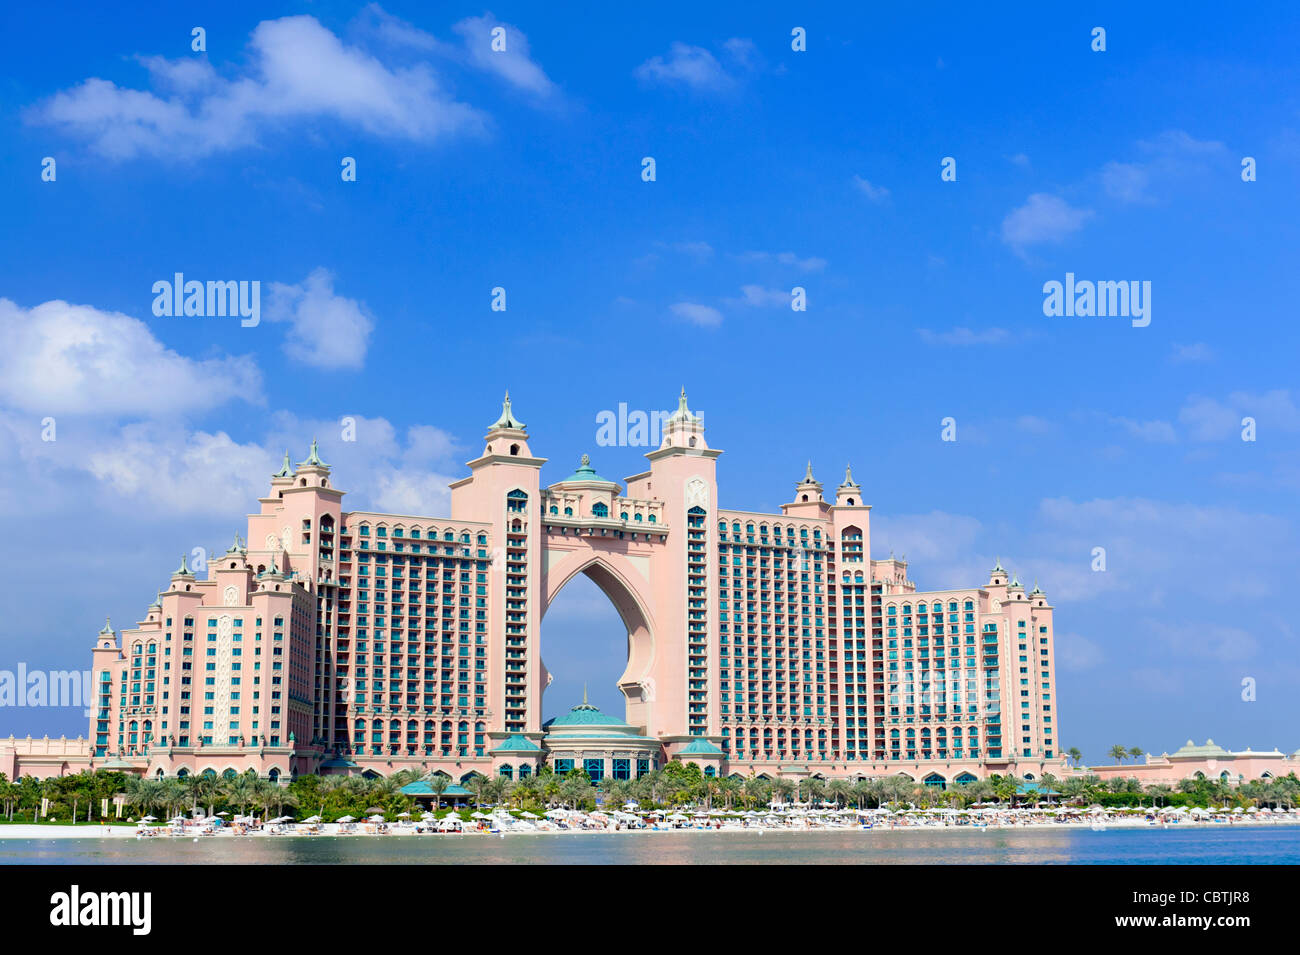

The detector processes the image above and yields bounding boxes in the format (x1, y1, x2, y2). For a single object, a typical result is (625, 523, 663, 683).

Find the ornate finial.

(299, 438, 328, 469)
(99, 616, 113, 635)
(993, 556, 1004, 573)
(490, 390, 526, 431)
(583, 682, 588, 705)
(175, 553, 192, 576)
(273, 449, 293, 478)
(580, 453, 590, 467)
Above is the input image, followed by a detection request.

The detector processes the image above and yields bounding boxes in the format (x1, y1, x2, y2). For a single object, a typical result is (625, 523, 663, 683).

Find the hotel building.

(6, 391, 1068, 787)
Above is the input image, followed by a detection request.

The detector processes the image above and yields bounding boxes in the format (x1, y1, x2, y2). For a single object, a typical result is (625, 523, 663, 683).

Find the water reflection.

(5, 826, 1299, 866)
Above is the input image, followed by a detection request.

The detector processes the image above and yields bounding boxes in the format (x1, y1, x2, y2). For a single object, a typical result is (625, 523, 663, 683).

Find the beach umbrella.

(368, 814, 384, 822)
(521, 811, 539, 819)
(337, 815, 356, 823)
(216, 811, 229, 816)
(365, 807, 384, 815)
(141, 816, 156, 822)
(397, 811, 411, 818)
(302, 815, 322, 823)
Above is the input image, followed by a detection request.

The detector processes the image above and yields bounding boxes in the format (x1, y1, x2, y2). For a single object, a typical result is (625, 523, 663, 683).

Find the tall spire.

(174, 553, 192, 577)
(99, 616, 114, 636)
(797, 460, 822, 489)
(489, 390, 526, 431)
(839, 463, 859, 489)
(298, 437, 328, 469)
(272, 449, 293, 478)
(666, 385, 700, 426)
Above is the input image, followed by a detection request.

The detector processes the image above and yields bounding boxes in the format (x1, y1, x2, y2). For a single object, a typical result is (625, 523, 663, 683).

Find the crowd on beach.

(101, 801, 1300, 839)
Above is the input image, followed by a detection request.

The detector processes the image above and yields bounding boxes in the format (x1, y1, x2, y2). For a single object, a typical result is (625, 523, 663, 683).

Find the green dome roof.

(493, 734, 541, 752)
(555, 454, 618, 487)
(545, 701, 628, 728)
(678, 737, 724, 755)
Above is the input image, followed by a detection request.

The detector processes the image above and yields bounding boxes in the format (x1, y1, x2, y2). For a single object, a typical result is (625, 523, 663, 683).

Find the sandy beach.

(3, 811, 1296, 841)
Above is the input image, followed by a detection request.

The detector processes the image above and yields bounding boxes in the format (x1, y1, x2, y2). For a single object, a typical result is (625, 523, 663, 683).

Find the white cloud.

(87, 423, 274, 516)
(851, 175, 890, 203)
(265, 268, 375, 370)
(669, 302, 723, 327)
(28, 13, 487, 159)
(357, 3, 444, 52)
(734, 250, 827, 272)
(635, 38, 758, 93)
(1101, 161, 1150, 203)
(1180, 390, 1299, 441)
(452, 14, 557, 97)
(0, 297, 261, 416)
(670, 240, 714, 260)
(636, 43, 730, 91)
(1109, 416, 1177, 443)
(733, 285, 789, 307)
(1170, 342, 1213, 363)
(1057, 632, 1105, 671)
(1137, 129, 1226, 156)
(918, 326, 1012, 346)
(1001, 194, 1094, 249)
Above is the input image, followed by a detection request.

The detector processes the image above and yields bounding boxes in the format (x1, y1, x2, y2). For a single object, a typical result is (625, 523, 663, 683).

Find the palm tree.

(1108, 744, 1128, 764)
(1066, 747, 1083, 768)
(426, 774, 452, 812)
(1127, 747, 1144, 763)
(191, 772, 222, 818)
(826, 778, 851, 808)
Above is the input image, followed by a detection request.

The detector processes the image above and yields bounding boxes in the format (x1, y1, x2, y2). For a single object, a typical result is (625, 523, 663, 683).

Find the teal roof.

(298, 437, 328, 469)
(556, 454, 618, 486)
(545, 701, 628, 728)
(1016, 782, 1061, 795)
(319, 756, 358, 769)
(1170, 738, 1232, 759)
(400, 781, 473, 797)
(489, 391, 526, 431)
(493, 734, 541, 753)
(679, 737, 724, 755)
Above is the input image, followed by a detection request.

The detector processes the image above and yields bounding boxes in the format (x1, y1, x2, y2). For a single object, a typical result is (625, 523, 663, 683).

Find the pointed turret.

(793, 460, 823, 501)
(657, 386, 708, 451)
(489, 390, 526, 433)
(173, 554, 193, 578)
(835, 463, 863, 506)
(272, 449, 293, 480)
(988, 557, 1008, 587)
(99, 616, 114, 637)
(298, 437, 328, 471)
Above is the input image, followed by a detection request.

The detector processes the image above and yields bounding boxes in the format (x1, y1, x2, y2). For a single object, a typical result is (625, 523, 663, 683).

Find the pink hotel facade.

(7, 391, 1071, 786)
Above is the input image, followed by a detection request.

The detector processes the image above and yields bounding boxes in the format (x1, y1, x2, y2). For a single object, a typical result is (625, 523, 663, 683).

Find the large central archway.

(540, 545, 659, 731)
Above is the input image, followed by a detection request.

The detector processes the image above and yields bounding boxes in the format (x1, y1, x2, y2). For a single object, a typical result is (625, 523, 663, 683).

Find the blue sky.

(1, 3, 1298, 762)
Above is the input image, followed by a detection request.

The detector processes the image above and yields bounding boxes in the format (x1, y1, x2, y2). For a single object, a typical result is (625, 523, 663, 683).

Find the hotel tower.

(69, 390, 1066, 787)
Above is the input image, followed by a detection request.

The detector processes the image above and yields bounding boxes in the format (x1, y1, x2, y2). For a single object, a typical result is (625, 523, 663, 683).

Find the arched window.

(592, 502, 608, 518)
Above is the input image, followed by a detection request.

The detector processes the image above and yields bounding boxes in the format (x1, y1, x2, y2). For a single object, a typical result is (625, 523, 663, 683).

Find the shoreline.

(3, 817, 1298, 841)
